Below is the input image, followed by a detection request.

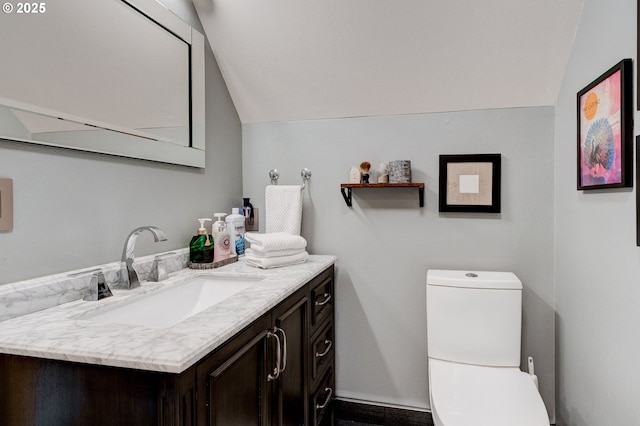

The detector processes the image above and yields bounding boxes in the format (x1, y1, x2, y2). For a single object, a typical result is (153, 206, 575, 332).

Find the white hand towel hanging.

(265, 185, 303, 235)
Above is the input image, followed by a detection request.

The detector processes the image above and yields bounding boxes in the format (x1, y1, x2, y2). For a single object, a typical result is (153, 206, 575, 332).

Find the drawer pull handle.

(274, 326, 287, 374)
(267, 330, 281, 381)
(315, 339, 333, 358)
(315, 293, 332, 307)
(316, 387, 333, 410)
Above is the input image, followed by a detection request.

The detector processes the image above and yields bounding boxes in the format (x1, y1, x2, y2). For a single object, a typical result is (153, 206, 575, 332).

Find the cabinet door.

(271, 288, 309, 426)
(0, 353, 182, 426)
(197, 315, 273, 426)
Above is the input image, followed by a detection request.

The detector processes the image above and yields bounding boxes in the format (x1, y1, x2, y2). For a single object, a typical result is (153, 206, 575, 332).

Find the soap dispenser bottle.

(212, 213, 232, 262)
(190, 218, 214, 264)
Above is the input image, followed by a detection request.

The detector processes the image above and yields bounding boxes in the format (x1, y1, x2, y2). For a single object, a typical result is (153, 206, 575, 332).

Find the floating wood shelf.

(340, 183, 425, 207)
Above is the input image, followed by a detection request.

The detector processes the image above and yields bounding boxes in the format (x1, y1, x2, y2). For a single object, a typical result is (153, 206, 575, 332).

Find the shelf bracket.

(418, 186, 424, 208)
(340, 187, 353, 207)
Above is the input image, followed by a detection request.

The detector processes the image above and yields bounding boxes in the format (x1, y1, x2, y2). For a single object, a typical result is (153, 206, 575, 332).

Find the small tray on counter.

(188, 255, 238, 270)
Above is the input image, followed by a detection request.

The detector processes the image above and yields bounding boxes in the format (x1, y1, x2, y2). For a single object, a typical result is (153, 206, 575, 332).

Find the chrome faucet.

(118, 226, 168, 289)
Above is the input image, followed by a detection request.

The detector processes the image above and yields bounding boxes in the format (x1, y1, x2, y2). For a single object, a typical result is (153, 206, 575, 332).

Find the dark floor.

(336, 418, 431, 426)
(336, 421, 379, 426)
(334, 400, 434, 426)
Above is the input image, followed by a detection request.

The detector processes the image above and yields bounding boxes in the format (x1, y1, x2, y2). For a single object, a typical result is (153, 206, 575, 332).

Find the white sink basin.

(83, 274, 263, 329)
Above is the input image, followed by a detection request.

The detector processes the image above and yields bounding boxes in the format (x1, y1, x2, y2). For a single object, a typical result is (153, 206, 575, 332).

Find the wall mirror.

(0, 0, 205, 167)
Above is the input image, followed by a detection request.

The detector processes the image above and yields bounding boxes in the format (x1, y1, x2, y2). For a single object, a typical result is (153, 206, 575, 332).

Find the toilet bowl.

(426, 270, 550, 426)
(429, 359, 549, 426)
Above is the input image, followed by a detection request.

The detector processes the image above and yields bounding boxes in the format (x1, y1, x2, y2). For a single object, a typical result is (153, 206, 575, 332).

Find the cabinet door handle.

(267, 330, 281, 381)
(315, 339, 333, 358)
(315, 293, 332, 307)
(274, 326, 287, 374)
(316, 387, 333, 410)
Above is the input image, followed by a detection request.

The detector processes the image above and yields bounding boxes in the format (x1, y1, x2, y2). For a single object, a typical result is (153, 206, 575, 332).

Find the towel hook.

(301, 168, 312, 190)
(269, 169, 280, 185)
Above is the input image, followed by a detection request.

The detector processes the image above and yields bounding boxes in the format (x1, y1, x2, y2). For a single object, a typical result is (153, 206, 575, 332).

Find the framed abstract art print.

(577, 59, 633, 190)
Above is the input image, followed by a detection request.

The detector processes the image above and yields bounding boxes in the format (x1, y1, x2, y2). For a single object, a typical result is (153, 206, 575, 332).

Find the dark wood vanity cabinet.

(197, 264, 335, 426)
(0, 265, 335, 426)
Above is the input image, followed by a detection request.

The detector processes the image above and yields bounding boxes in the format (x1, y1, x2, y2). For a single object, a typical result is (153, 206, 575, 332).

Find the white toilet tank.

(426, 270, 522, 367)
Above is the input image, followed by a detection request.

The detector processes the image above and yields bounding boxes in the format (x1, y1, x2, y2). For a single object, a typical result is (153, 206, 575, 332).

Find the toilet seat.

(429, 358, 550, 426)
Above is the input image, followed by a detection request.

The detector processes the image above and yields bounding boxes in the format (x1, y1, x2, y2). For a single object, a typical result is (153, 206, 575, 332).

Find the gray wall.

(0, 1, 243, 285)
(554, 0, 640, 424)
(243, 107, 556, 418)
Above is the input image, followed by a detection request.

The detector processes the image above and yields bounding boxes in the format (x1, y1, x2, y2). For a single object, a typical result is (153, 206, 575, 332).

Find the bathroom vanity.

(0, 255, 336, 426)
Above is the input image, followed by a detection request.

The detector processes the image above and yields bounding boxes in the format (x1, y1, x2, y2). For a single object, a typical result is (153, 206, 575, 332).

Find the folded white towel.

(244, 251, 309, 269)
(245, 247, 306, 258)
(245, 232, 307, 251)
(265, 185, 303, 235)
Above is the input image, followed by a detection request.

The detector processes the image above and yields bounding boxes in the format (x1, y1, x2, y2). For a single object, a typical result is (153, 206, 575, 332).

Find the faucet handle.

(73, 269, 113, 301)
(148, 252, 174, 282)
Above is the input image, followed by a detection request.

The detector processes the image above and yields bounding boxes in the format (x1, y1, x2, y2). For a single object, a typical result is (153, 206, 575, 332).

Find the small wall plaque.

(0, 178, 13, 231)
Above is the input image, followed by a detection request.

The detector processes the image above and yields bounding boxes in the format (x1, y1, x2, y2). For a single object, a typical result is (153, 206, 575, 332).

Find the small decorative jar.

(388, 160, 411, 183)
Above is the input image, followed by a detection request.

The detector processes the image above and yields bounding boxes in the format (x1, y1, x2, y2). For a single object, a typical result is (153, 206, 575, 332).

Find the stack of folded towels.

(244, 232, 309, 269)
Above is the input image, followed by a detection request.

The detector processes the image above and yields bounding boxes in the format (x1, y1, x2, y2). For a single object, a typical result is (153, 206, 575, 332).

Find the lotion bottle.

(226, 207, 246, 256)
(212, 213, 232, 262)
(189, 218, 213, 264)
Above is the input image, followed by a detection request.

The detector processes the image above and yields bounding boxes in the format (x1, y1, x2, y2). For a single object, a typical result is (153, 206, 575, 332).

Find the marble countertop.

(0, 255, 336, 374)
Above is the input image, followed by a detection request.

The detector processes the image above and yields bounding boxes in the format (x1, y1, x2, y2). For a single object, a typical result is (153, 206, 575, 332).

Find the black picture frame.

(577, 58, 633, 190)
(438, 154, 501, 213)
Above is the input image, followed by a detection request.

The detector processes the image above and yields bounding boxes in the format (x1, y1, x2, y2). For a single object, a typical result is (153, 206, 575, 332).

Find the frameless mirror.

(0, 0, 205, 167)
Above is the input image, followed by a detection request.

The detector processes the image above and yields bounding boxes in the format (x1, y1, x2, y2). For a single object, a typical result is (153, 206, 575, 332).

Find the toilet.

(426, 269, 550, 426)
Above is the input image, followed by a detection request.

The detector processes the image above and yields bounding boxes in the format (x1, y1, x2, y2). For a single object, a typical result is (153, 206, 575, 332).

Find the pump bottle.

(226, 207, 246, 256)
(189, 218, 213, 264)
(212, 213, 232, 262)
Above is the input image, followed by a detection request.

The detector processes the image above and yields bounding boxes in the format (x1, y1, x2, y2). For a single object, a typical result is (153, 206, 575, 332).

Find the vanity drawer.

(311, 321, 334, 382)
(310, 269, 334, 333)
(311, 368, 334, 426)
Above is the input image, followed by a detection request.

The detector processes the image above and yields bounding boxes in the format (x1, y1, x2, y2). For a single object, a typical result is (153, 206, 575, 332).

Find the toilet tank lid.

(427, 269, 522, 290)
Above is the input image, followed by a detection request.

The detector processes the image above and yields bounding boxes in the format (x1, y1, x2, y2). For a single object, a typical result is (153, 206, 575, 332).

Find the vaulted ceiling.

(192, 0, 584, 124)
